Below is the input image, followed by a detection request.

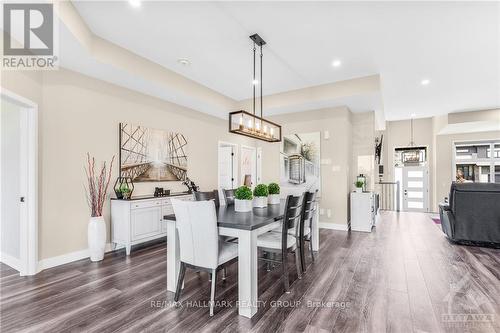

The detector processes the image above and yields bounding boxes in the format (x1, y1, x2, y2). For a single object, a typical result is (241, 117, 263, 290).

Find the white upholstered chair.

(171, 199, 238, 316)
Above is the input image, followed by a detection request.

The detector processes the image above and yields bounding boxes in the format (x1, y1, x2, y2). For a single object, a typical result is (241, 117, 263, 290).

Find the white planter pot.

(355, 187, 363, 193)
(253, 196, 268, 208)
(88, 216, 106, 262)
(235, 199, 253, 212)
(268, 194, 280, 205)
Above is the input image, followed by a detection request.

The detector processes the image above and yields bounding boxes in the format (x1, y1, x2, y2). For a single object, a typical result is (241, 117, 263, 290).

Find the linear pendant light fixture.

(229, 33, 282, 142)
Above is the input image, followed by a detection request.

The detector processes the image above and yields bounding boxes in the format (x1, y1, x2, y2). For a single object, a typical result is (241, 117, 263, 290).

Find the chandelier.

(229, 34, 282, 142)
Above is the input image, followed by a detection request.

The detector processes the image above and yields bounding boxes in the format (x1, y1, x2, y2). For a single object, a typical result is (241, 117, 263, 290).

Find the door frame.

(218, 141, 239, 206)
(0, 87, 38, 276)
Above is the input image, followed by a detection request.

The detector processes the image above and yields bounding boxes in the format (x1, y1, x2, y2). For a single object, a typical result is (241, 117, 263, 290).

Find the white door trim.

(0, 87, 38, 276)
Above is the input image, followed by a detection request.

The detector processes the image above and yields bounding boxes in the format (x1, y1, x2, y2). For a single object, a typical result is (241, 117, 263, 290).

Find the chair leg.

(300, 237, 306, 273)
(282, 253, 290, 293)
(309, 238, 315, 263)
(174, 262, 186, 302)
(210, 268, 217, 316)
(294, 247, 302, 280)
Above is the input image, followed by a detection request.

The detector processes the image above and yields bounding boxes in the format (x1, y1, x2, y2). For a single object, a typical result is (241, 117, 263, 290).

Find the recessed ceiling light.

(129, 0, 141, 8)
(177, 58, 191, 66)
(331, 60, 342, 67)
(421, 79, 430, 86)
(411, 113, 417, 118)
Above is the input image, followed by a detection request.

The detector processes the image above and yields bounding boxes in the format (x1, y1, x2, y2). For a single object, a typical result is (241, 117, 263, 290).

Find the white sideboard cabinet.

(350, 192, 378, 232)
(111, 193, 193, 255)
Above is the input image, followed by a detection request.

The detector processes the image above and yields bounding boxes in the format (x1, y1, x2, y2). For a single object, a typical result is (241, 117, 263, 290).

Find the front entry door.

(402, 166, 429, 212)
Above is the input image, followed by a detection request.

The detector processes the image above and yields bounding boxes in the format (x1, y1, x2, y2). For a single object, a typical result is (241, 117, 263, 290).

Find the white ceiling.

(68, 1, 499, 121)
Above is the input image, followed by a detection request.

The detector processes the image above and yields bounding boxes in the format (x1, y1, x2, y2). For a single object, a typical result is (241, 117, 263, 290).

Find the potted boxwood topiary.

(268, 182, 280, 205)
(234, 185, 253, 212)
(354, 180, 364, 193)
(253, 184, 269, 208)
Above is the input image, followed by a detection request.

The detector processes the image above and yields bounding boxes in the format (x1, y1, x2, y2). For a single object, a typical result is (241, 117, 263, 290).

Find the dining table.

(163, 200, 319, 318)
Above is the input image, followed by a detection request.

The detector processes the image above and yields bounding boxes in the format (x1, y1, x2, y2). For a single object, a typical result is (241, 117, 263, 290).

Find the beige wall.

(2, 68, 256, 260)
(351, 112, 376, 191)
(448, 109, 500, 124)
(258, 107, 353, 227)
(435, 131, 500, 207)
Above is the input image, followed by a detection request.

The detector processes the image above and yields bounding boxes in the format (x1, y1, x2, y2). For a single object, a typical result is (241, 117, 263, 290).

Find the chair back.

(223, 189, 236, 206)
(281, 195, 303, 248)
(194, 190, 220, 209)
(171, 199, 219, 269)
(300, 191, 317, 237)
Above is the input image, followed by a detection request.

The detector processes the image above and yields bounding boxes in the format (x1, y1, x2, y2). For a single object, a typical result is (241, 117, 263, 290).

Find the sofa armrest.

(439, 203, 450, 211)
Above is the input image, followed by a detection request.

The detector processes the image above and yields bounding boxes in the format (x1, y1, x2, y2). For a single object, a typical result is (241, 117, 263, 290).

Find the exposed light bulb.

(270, 127, 274, 136)
(252, 79, 259, 85)
(421, 79, 430, 86)
(247, 119, 253, 129)
(239, 116, 243, 125)
(263, 125, 268, 134)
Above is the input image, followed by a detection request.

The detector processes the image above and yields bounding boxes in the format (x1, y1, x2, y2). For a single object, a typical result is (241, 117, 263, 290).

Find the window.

(454, 140, 500, 184)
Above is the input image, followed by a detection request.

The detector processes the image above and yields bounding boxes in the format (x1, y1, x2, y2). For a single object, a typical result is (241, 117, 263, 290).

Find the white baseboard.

(37, 243, 124, 272)
(319, 222, 349, 231)
(0, 252, 22, 272)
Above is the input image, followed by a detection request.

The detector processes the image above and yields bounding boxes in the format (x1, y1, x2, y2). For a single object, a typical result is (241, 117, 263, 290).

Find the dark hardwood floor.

(1, 212, 499, 332)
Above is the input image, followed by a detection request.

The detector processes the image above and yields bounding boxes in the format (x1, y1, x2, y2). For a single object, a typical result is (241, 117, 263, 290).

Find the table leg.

(166, 220, 180, 292)
(237, 229, 258, 318)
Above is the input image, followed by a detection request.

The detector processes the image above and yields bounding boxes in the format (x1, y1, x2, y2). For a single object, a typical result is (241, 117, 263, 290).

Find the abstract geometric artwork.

(119, 123, 188, 182)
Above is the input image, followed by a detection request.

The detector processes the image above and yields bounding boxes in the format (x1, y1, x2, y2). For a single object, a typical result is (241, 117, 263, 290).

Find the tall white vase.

(88, 216, 106, 262)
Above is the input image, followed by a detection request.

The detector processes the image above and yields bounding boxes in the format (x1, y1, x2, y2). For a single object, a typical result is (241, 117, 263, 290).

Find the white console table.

(350, 192, 378, 232)
(111, 193, 193, 255)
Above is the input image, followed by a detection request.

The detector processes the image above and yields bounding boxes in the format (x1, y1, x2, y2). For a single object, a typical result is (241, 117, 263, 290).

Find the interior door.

(402, 166, 429, 212)
(241, 146, 257, 188)
(218, 146, 235, 189)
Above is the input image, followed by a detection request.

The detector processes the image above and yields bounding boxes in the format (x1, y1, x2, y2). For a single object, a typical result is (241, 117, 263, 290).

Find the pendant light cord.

(253, 42, 256, 117)
(260, 44, 263, 118)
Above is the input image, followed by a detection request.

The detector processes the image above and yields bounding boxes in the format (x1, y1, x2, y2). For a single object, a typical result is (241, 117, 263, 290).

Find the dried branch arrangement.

(85, 153, 115, 217)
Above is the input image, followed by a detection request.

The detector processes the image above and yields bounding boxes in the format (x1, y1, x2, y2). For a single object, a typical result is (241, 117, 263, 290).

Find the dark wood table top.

(163, 201, 285, 230)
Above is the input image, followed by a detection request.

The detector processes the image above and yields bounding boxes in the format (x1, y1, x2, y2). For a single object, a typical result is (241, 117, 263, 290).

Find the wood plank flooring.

(1, 212, 499, 332)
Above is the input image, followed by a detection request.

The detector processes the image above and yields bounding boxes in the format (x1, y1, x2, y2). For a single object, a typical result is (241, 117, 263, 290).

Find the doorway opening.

(0, 88, 38, 276)
(218, 141, 238, 203)
(394, 146, 429, 212)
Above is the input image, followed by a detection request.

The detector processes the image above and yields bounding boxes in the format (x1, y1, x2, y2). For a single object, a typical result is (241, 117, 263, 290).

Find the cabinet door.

(131, 206, 162, 241)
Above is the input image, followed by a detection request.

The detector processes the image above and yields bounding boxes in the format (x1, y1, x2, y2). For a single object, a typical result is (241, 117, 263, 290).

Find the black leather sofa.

(439, 182, 500, 247)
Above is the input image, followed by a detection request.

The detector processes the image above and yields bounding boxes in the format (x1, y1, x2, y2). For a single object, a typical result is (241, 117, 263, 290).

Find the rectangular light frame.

(229, 110, 282, 143)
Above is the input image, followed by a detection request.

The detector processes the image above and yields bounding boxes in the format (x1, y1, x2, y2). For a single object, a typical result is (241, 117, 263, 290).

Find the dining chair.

(299, 190, 317, 272)
(223, 189, 235, 206)
(257, 194, 303, 293)
(194, 190, 220, 209)
(171, 199, 238, 316)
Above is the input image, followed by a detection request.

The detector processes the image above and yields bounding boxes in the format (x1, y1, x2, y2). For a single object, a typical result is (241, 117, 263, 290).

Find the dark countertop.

(163, 201, 285, 230)
(111, 192, 193, 201)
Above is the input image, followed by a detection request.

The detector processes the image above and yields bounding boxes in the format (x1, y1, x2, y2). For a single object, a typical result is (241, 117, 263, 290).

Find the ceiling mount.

(249, 33, 266, 47)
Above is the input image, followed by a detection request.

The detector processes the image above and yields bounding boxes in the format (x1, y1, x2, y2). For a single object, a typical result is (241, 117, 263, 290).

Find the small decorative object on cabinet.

(111, 193, 193, 255)
(354, 180, 364, 193)
(356, 174, 367, 192)
(234, 186, 253, 212)
(350, 192, 378, 232)
(253, 184, 269, 208)
(268, 182, 280, 205)
(114, 177, 134, 199)
(154, 187, 170, 197)
(85, 153, 115, 261)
